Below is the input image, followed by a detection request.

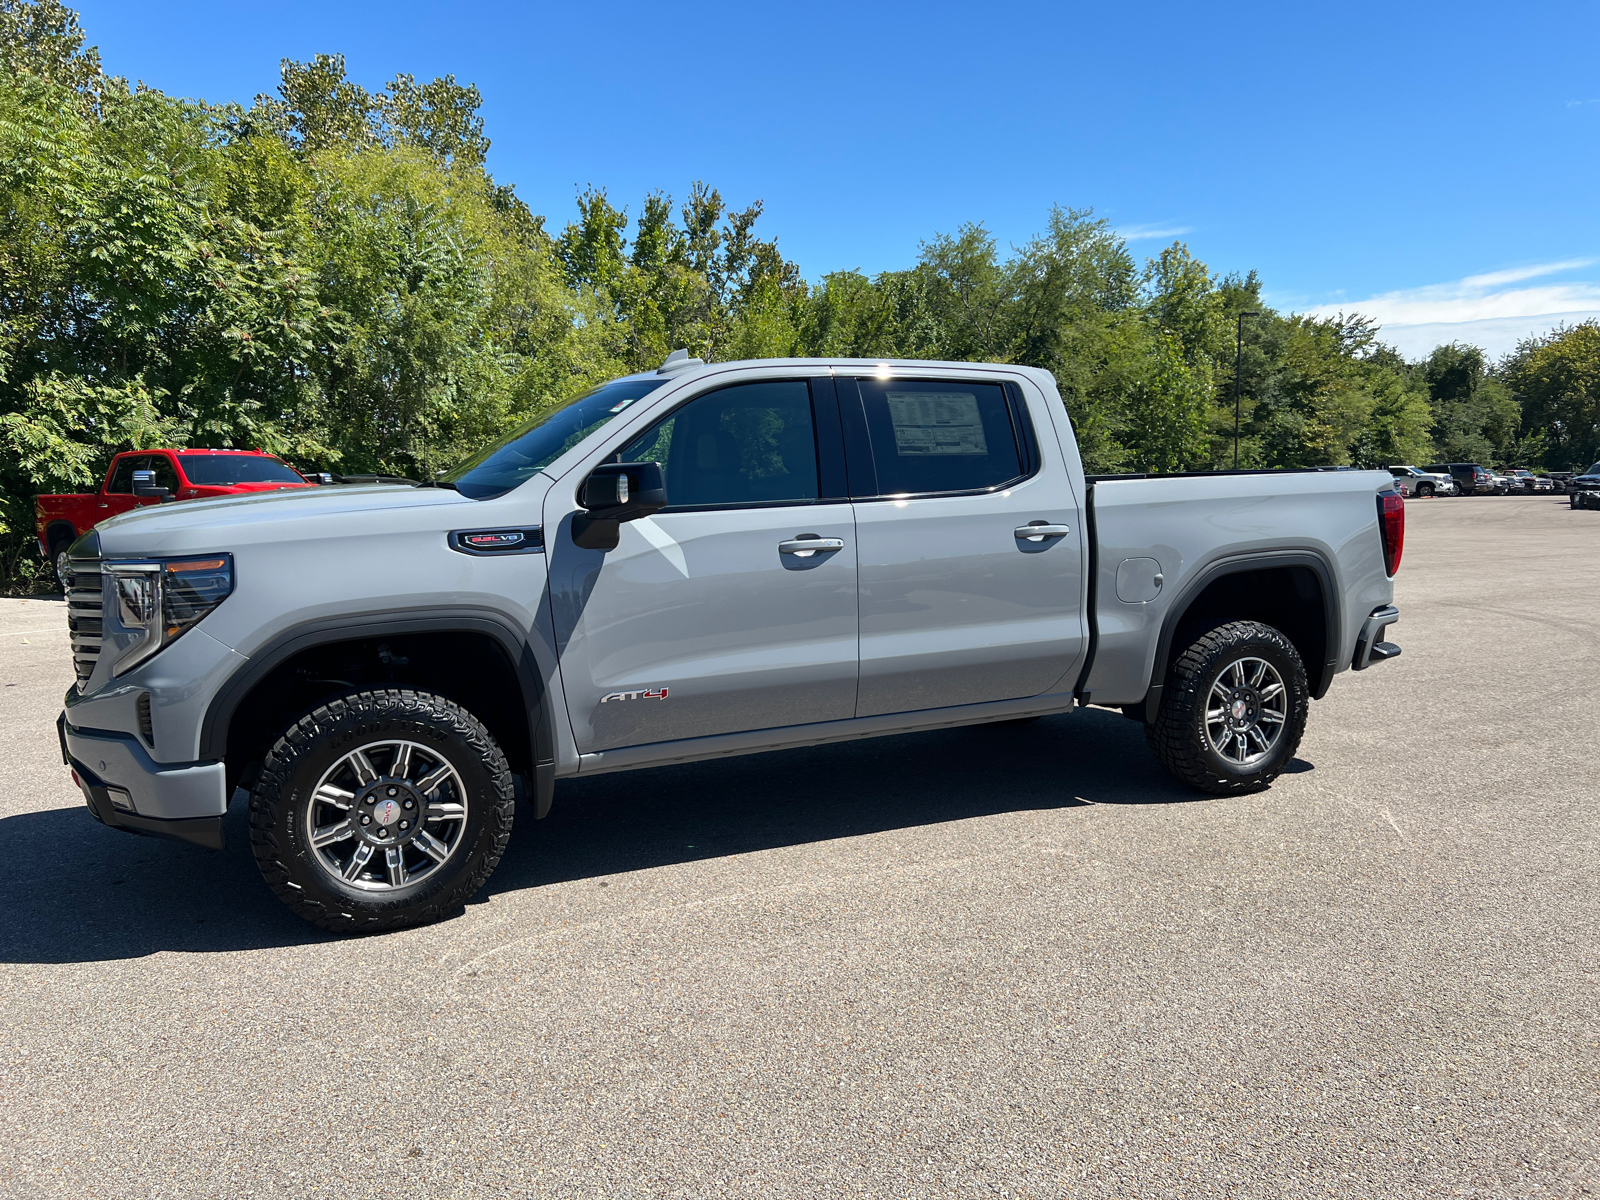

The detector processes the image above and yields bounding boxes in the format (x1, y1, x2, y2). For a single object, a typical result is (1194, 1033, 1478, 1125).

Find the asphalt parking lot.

(1, 496, 1596, 1200)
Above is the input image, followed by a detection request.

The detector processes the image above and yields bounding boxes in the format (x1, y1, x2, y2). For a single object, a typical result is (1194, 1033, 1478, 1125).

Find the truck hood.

(94, 483, 473, 553)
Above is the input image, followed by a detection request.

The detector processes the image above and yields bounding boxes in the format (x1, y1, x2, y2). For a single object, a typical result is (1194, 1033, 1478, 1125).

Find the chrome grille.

(66, 557, 104, 689)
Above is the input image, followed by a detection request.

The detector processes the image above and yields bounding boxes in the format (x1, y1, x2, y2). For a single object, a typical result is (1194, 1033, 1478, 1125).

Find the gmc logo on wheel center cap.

(600, 688, 668, 703)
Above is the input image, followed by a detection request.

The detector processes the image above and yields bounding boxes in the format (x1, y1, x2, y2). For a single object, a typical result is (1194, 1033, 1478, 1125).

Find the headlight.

(106, 556, 234, 676)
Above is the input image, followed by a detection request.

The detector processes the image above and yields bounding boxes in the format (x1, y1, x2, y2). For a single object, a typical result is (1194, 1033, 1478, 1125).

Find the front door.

(841, 375, 1086, 717)
(547, 376, 859, 753)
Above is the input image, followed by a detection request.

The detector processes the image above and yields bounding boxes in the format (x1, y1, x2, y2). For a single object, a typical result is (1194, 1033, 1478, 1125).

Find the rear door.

(840, 373, 1086, 717)
(547, 375, 860, 753)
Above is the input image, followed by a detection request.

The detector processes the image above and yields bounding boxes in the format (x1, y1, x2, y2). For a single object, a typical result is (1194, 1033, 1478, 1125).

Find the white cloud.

(1306, 260, 1600, 358)
(1116, 223, 1192, 242)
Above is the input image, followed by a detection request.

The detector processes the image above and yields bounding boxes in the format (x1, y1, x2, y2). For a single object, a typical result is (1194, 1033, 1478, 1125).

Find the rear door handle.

(1015, 522, 1070, 541)
(779, 536, 845, 557)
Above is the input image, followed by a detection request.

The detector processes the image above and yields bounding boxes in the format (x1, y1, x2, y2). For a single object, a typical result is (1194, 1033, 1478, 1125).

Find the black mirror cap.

(130, 469, 173, 502)
(579, 461, 666, 522)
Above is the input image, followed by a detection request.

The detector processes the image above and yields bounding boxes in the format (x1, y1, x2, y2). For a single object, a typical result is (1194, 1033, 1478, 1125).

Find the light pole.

(1233, 311, 1259, 470)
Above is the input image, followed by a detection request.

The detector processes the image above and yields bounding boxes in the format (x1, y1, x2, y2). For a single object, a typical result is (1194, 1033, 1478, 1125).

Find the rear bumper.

(1352, 605, 1401, 670)
(58, 714, 227, 850)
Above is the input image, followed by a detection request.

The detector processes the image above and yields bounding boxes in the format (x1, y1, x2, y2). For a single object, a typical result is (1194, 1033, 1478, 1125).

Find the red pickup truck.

(35, 448, 315, 584)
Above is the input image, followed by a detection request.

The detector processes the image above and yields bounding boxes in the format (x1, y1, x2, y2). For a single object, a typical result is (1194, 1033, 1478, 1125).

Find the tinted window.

(146, 456, 180, 491)
(856, 379, 1022, 496)
(106, 456, 146, 493)
(616, 381, 818, 508)
(443, 377, 667, 500)
(177, 455, 302, 485)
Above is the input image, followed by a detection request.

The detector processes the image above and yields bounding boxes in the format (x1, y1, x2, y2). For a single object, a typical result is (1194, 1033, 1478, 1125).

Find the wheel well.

(222, 631, 534, 794)
(45, 521, 77, 552)
(1164, 564, 1330, 698)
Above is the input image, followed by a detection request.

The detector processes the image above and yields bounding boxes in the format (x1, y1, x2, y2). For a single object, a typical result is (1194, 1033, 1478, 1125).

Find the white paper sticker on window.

(886, 392, 988, 456)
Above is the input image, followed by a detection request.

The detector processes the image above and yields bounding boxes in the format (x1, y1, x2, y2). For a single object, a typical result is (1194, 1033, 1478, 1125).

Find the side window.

(147, 455, 180, 491)
(616, 381, 819, 509)
(106, 456, 145, 494)
(855, 379, 1023, 496)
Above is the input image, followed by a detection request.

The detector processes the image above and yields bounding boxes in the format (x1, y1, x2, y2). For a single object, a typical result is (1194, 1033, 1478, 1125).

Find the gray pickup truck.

(59, 354, 1405, 931)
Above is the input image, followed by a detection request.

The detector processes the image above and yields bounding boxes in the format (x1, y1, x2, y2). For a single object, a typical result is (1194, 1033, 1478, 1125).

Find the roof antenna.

(658, 348, 704, 374)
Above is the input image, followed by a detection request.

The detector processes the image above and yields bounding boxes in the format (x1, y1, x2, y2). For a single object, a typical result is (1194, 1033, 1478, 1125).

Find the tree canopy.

(0, 0, 1589, 588)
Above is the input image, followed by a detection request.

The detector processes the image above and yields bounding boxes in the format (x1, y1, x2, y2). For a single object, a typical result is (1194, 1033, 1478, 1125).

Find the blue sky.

(76, 0, 1600, 359)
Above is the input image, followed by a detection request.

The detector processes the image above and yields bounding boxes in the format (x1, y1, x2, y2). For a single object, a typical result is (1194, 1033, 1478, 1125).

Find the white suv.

(1388, 465, 1456, 497)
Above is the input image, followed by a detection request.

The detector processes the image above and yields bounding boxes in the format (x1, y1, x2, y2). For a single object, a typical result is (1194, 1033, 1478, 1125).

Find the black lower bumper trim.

(74, 759, 225, 851)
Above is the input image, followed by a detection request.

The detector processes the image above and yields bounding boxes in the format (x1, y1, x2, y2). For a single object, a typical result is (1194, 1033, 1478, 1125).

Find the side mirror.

(131, 469, 173, 502)
(572, 461, 667, 550)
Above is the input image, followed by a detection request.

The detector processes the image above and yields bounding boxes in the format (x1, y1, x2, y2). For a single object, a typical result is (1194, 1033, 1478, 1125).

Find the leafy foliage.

(0, 0, 1585, 591)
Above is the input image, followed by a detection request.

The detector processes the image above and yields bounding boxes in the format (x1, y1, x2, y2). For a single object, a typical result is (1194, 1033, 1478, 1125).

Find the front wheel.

(249, 689, 515, 932)
(1146, 620, 1310, 795)
(53, 544, 73, 591)
(1418, 483, 1434, 497)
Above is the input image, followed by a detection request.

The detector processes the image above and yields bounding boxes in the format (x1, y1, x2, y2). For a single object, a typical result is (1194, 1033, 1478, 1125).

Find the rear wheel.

(249, 689, 515, 933)
(1146, 621, 1309, 795)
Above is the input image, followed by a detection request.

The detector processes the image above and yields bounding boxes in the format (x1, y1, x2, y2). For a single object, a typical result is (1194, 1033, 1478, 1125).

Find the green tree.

(1503, 322, 1600, 469)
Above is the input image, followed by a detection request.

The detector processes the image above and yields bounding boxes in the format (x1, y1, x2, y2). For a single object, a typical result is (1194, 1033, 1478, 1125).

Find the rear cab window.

(843, 377, 1035, 498)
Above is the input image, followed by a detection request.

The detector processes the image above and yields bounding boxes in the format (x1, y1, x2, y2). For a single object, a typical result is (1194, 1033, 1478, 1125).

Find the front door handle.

(779, 535, 845, 557)
(1015, 522, 1070, 542)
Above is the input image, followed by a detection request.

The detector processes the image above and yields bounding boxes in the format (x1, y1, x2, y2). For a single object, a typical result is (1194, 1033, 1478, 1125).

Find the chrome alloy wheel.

(304, 740, 467, 891)
(1204, 656, 1288, 768)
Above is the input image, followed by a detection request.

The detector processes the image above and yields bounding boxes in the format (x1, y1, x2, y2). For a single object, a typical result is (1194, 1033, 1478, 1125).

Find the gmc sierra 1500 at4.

(58, 354, 1405, 932)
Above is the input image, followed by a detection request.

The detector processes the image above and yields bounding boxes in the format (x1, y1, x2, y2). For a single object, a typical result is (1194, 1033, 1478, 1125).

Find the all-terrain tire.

(1145, 620, 1310, 795)
(248, 689, 514, 933)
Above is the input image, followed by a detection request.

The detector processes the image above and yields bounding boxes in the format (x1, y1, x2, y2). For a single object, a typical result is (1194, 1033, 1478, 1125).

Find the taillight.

(1377, 491, 1404, 575)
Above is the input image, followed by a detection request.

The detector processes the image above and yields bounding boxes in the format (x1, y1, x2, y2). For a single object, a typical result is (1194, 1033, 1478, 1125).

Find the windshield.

(178, 454, 307, 485)
(1586, 463, 1600, 476)
(442, 377, 667, 500)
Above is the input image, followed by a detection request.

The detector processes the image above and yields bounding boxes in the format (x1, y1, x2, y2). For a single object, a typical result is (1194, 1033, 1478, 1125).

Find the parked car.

(1567, 462, 1600, 508)
(1388, 465, 1456, 497)
(57, 353, 1405, 932)
(1504, 469, 1550, 494)
(35, 449, 318, 587)
(1548, 472, 1574, 494)
(1533, 474, 1557, 492)
(1426, 462, 1497, 495)
(1486, 470, 1512, 495)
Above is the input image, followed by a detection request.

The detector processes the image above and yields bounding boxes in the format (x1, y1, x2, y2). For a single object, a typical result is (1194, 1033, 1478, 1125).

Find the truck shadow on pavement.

(0, 706, 1294, 964)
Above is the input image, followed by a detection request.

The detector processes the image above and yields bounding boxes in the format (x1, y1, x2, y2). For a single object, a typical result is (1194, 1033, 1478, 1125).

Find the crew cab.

(35, 449, 315, 585)
(56, 355, 1406, 933)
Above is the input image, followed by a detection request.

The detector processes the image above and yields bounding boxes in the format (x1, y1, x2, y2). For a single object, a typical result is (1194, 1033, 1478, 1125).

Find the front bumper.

(59, 714, 227, 849)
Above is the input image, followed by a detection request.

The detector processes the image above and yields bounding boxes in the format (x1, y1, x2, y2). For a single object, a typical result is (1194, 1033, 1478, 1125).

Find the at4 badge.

(600, 687, 669, 703)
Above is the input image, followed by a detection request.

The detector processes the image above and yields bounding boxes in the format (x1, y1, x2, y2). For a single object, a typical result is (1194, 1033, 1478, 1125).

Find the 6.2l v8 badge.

(600, 688, 669, 703)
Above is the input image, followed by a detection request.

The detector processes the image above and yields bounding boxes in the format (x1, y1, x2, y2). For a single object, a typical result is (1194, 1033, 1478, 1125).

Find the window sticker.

(886, 392, 988, 456)
(609, 396, 639, 414)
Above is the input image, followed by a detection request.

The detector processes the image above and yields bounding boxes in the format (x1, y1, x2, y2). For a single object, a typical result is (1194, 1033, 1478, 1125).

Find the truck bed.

(1078, 469, 1397, 708)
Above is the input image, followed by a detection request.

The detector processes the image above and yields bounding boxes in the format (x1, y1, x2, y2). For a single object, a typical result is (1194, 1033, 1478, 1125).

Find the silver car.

(1388, 465, 1455, 497)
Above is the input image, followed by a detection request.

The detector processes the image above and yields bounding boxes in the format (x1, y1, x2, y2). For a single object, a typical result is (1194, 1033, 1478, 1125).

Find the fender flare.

(1141, 549, 1342, 720)
(197, 607, 558, 817)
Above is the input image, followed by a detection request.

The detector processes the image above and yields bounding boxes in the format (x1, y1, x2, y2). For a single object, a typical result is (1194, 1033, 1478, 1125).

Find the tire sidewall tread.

(248, 688, 514, 933)
(1146, 620, 1310, 795)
